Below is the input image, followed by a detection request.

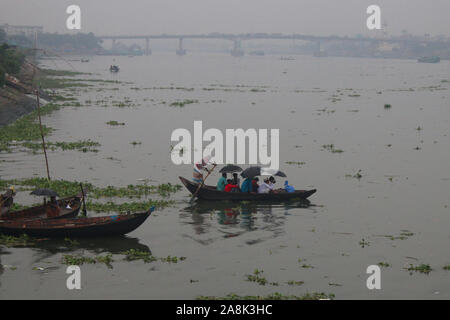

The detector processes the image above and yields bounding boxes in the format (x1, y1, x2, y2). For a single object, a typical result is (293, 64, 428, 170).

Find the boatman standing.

(193, 155, 213, 184)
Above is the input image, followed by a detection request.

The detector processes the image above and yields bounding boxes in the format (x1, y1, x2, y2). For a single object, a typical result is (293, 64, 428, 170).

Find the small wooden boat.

(0, 209, 152, 238)
(0, 195, 82, 221)
(179, 177, 316, 201)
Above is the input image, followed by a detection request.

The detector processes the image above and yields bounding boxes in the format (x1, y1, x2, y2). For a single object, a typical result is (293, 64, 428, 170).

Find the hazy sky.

(1, 0, 449, 36)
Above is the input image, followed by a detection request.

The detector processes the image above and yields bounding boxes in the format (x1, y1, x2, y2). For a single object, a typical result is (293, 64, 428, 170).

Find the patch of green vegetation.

(197, 292, 335, 300)
(384, 104, 392, 109)
(406, 264, 432, 274)
(328, 283, 342, 287)
(169, 99, 199, 107)
(41, 69, 88, 77)
(359, 238, 370, 247)
(0, 103, 61, 151)
(62, 254, 113, 268)
(443, 266, 450, 271)
(287, 280, 304, 286)
(21, 140, 100, 153)
(130, 141, 142, 146)
(378, 262, 391, 268)
(345, 169, 363, 180)
(0, 234, 35, 247)
(121, 250, 186, 264)
(64, 238, 79, 247)
(159, 255, 187, 263)
(322, 144, 344, 153)
(286, 161, 306, 166)
(246, 269, 268, 285)
(0, 177, 182, 199)
(122, 249, 156, 263)
(106, 121, 125, 126)
(86, 199, 174, 213)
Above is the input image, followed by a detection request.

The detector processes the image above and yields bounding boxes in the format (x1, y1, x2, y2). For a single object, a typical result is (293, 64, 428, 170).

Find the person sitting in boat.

(251, 177, 259, 193)
(258, 178, 273, 193)
(217, 173, 227, 191)
(46, 196, 61, 218)
(240, 177, 252, 193)
(284, 180, 295, 193)
(224, 179, 239, 193)
(232, 173, 240, 188)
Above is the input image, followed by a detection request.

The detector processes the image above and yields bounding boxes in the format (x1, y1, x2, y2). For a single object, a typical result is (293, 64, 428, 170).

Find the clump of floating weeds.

(130, 141, 142, 146)
(106, 121, 125, 126)
(322, 144, 344, 153)
(384, 104, 392, 109)
(169, 99, 199, 107)
(359, 238, 370, 247)
(62, 254, 114, 268)
(20, 140, 100, 153)
(0, 234, 35, 247)
(246, 269, 268, 285)
(86, 199, 174, 213)
(0, 177, 182, 199)
(443, 266, 450, 271)
(345, 170, 363, 180)
(122, 249, 156, 263)
(287, 280, 304, 286)
(64, 238, 79, 248)
(406, 264, 432, 274)
(160, 255, 187, 263)
(286, 161, 306, 166)
(196, 292, 335, 300)
(121, 250, 186, 264)
(378, 262, 391, 268)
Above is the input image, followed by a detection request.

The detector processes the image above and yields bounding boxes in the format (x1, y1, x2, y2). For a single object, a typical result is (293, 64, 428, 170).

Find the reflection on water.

(0, 236, 151, 268)
(181, 200, 312, 244)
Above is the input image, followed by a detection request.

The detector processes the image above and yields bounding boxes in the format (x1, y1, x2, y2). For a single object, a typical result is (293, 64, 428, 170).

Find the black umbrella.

(30, 188, 59, 197)
(219, 164, 243, 173)
(241, 166, 287, 179)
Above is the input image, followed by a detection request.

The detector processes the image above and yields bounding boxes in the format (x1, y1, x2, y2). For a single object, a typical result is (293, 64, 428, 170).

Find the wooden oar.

(190, 163, 217, 202)
(79, 183, 87, 217)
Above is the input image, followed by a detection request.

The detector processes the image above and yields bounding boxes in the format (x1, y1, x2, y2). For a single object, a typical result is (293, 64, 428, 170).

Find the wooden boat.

(0, 195, 82, 221)
(109, 65, 120, 72)
(179, 176, 316, 201)
(0, 209, 152, 238)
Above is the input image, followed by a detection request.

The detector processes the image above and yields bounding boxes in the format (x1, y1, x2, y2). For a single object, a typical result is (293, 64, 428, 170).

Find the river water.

(0, 53, 449, 299)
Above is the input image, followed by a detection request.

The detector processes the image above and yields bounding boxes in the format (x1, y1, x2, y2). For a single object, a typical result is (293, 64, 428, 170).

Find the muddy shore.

(0, 57, 48, 127)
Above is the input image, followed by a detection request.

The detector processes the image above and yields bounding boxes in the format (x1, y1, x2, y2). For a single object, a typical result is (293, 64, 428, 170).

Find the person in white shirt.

(258, 178, 273, 193)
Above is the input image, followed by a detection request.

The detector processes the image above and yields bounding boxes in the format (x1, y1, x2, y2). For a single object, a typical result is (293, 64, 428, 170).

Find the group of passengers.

(217, 173, 291, 194)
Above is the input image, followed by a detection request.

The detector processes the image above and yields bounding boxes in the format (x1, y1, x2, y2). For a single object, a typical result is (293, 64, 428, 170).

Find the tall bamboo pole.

(36, 89, 51, 180)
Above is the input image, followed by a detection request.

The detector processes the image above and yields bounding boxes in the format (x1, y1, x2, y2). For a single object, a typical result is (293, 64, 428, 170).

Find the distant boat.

(418, 56, 440, 63)
(109, 65, 120, 72)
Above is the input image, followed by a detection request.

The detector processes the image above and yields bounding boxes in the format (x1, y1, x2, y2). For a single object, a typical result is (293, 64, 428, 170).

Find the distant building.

(1, 24, 43, 37)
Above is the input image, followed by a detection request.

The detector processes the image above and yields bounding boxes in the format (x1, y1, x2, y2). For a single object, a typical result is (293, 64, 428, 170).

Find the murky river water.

(0, 53, 449, 299)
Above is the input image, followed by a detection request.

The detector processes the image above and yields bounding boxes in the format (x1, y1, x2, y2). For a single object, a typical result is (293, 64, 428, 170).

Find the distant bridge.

(98, 33, 449, 56)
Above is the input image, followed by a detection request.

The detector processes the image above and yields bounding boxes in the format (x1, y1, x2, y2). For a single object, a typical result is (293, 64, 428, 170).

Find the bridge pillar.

(145, 38, 151, 55)
(231, 39, 244, 57)
(176, 37, 186, 55)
